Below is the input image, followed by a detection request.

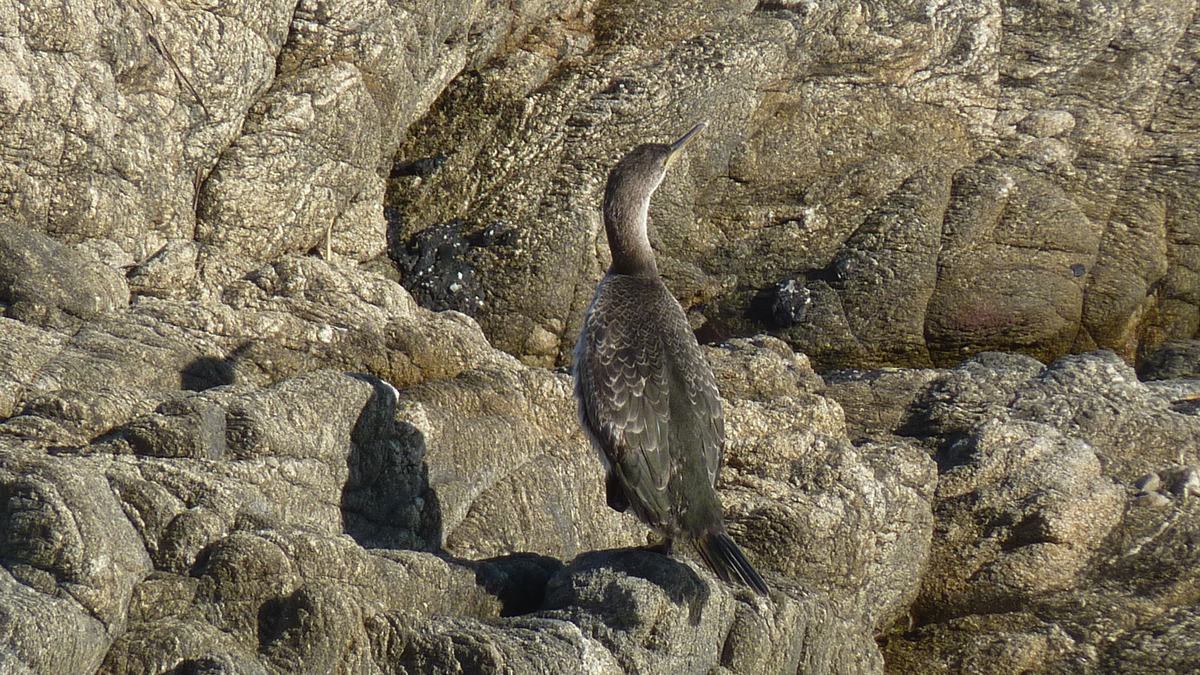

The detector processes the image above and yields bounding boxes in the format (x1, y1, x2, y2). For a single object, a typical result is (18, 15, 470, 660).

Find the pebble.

(1133, 472, 1161, 493)
(1134, 492, 1171, 508)
(1174, 466, 1200, 498)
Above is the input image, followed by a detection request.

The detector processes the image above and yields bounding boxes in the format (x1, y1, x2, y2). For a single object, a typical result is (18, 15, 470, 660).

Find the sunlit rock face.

(1, 0, 1199, 672)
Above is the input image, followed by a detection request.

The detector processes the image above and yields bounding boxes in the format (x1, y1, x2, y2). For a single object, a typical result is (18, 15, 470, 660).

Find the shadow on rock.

(545, 548, 711, 627)
(180, 355, 237, 391)
(468, 552, 566, 617)
(335, 374, 711, 626)
(340, 373, 442, 551)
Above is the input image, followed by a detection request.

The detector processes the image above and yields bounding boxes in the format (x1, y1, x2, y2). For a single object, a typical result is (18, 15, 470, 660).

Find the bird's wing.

(575, 308, 674, 525)
(677, 351, 725, 485)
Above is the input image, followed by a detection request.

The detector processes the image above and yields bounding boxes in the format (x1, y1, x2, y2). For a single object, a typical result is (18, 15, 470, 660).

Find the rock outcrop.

(1, 0, 1198, 672)
(2, 243, 1196, 672)
(386, 1, 1200, 370)
(0, 256, 934, 672)
(3, 1, 1195, 369)
(826, 351, 1200, 673)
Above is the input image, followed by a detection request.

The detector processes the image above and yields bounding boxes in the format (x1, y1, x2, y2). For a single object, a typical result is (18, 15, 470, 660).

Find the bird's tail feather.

(694, 531, 769, 596)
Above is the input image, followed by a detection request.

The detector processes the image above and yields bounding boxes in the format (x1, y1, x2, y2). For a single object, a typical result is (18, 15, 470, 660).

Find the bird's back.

(573, 272, 725, 538)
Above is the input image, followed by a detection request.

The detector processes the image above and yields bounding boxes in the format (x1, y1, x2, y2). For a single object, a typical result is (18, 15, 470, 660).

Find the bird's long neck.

(602, 179, 658, 277)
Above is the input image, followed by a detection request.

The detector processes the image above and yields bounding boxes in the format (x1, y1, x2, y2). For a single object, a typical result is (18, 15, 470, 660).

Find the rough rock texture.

(3, 260, 1195, 673)
(5, 1, 1195, 370)
(385, 0, 1200, 370)
(0, 0, 586, 282)
(0, 222, 130, 329)
(0, 254, 935, 672)
(3, 0, 1200, 672)
(1138, 338, 1200, 380)
(838, 351, 1200, 674)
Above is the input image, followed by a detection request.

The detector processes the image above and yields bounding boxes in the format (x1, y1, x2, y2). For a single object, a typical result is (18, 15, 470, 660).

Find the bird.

(572, 123, 769, 596)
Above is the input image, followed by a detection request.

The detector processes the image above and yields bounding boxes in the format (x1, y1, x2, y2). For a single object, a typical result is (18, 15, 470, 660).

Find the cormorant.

(573, 123, 769, 596)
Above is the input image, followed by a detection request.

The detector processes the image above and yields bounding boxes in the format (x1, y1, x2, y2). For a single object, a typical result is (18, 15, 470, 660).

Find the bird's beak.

(665, 122, 706, 167)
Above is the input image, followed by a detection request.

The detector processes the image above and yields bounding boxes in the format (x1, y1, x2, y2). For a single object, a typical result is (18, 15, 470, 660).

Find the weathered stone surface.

(388, 1, 1200, 370)
(540, 549, 881, 673)
(0, 449, 153, 672)
(4, 0, 1197, 364)
(2, 0, 1199, 671)
(0, 250, 938, 671)
(823, 367, 941, 441)
(0, 563, 109, 674)
(195, 62, 385, 265)
(924, 164, 1097, 365)
(1005, 351, 1200, 480)
(0, 319, 66, 419)
(1103, 606, 1200, 673)
(702, 335, 825, 402)
(1, 0, 1197, 364)
(1139, 338, 1200, 381)
(125, 240, 200, 300)
(2, 261, 1197, 672)
(0, 0, 588, 282)
(720, 395, 935, 633)
(879, 350, 1200, 672)
(385, 329, 939, 640)
(0, 222, 129, 328)
(390, 4, 799, 368)
(0, 0, 295, 262)
(919, 420, 1124, 619)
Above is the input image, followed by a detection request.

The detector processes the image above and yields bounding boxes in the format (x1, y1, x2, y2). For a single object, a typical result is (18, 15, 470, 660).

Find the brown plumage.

(572, 124, 769, 596)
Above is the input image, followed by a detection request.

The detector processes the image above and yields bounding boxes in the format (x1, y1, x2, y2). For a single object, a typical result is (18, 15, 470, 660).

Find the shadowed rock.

(0, 223, 129, 329)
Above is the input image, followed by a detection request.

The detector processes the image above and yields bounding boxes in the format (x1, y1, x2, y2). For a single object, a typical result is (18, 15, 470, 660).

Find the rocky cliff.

(1, 0, 1199, 673)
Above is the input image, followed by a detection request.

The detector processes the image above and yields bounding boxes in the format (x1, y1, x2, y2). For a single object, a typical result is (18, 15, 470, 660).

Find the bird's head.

(601, 122, 706, 276)
(607, 122, 706, 196)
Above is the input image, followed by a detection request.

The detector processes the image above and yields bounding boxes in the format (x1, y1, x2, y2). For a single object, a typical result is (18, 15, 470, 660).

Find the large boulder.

(869, 350, 1200, 673)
